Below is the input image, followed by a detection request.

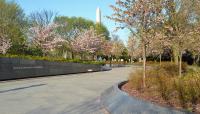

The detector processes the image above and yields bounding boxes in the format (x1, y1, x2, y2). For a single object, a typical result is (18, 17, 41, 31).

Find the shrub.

(8, 44, 27, 55)
(128, 70, 143, 91)
(8, 44, 43, 56)
(147, 67, 175, 101)
(145, 69, 160, 88)
(159, 63, 179, 77)
(174, 79, 189, 108)
(181, 62, 188, 73)
(155, 69, 174, 101)
(184, 71, 200, 111)
(158, 62, 187, 77)
(128, 62, 200, 112)
(128, 62, 180, 91)
(25, 47, 43, 56)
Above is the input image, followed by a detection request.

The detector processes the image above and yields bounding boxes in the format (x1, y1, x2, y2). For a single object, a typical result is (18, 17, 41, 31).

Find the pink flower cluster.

(0, 36, 11, 54)
(71, 28, 104, 54)
(102, 41, 113, 55)
(29, 23, 67, 53)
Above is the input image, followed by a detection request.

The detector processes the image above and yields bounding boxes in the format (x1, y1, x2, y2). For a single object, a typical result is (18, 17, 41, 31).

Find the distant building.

(96, 7, 101, 24)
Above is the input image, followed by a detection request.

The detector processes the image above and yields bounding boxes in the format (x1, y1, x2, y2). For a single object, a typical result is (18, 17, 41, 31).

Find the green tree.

(54, 16, 110, 40)
(54, 16, 110, 58)
(95, 23, 110, 40)
(111, 35, 125, 61)
(120, 48, 130, 63)
(54, 16, 95, 58)
(163, 0, 200, 76)
(54, 16, 95, 40)
(0, 0, 27, 54)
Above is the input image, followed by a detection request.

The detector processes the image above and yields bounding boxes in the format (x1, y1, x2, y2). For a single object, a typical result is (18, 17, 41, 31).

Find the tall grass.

(128, 62, 200, 112)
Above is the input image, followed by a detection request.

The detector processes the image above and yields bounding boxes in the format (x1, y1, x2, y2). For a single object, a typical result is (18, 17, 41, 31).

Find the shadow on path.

(0, 84, 46, 93)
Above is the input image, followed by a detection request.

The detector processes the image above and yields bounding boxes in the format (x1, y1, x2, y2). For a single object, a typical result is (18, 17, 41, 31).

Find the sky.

(15, 0, 130, 44)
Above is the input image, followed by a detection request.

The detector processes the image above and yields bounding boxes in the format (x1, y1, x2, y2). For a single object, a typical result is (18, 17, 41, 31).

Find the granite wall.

(0, 57, 102, 81)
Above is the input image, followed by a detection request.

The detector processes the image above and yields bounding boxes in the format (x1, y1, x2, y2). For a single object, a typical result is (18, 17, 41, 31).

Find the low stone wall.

(0, 57, 103, 81)
(100, 82, 192, 114)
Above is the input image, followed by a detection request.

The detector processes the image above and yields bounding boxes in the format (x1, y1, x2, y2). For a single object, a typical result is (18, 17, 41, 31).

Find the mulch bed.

(121, 82, 200, 114)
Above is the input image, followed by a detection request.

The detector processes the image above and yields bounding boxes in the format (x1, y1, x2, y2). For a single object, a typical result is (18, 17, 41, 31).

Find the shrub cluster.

(174, 71, 200, 110)
(129, 62, 200, 112)
(0, 54, 105, 65)
(8, 45, 43, 56)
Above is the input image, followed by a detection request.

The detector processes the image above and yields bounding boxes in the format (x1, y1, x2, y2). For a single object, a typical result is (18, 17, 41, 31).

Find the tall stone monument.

(96, 7, 101, 24)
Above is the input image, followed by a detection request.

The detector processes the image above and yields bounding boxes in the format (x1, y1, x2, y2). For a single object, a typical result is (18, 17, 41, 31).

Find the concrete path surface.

(0, 67, 133, 114)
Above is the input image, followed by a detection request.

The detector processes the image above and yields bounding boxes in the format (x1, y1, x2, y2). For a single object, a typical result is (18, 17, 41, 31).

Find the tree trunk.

(81, 54, 83, 60)
(71, 51, 74, 59)
(159, 54, 162, 66)
(92, 54, 95, 61)
(63, 51, 67, 59)
(173, 46, 179, 65)
(194, 55, 197, 64)
(171, 55, 173, 63)
(130, 57, 132, 63)
(109, 55, 112, 67)
(196, 55, 200, 65)
(179, 51, 182, 77)
(143, 43, 146, 88)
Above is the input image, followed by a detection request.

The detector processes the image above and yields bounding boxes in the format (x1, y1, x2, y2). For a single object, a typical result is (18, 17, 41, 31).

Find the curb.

(100, 81, 193, 114)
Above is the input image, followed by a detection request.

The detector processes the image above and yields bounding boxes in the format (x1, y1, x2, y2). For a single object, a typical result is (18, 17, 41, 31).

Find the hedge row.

(0, 54, 105, 65)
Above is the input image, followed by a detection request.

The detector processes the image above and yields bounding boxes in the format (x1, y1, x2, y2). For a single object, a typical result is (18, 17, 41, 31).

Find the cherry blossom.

(0, 36, 11, 54)
(109, 0, 165, 87)
(102, 40, 113, 56)
(111, 39, 124, 58)
(71, 27, 104, 55)
(29, 23, 67, 54)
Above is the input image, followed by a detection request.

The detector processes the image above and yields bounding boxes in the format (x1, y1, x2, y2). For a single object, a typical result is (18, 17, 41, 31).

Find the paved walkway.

(0, 67, 133, 114)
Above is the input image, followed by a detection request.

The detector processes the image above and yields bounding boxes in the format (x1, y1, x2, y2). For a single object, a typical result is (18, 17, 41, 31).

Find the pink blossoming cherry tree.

(71, 27, 104, 60)
(29, 23, 67, 55)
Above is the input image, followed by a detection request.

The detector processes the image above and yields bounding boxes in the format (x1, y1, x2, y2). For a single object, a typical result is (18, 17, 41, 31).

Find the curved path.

(0, 67, 133, 114)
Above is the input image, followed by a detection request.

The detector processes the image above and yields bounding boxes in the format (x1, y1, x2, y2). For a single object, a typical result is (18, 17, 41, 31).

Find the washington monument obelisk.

(96, 7, 101, 24)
